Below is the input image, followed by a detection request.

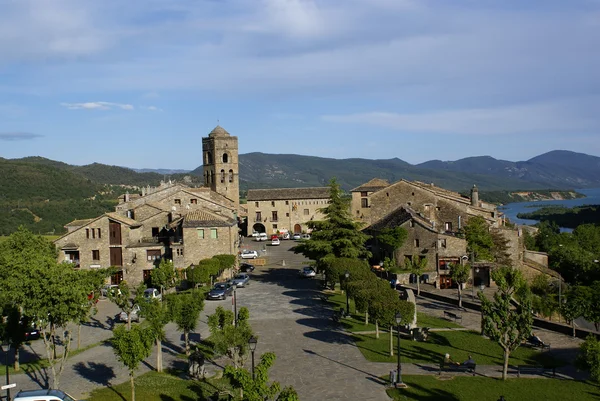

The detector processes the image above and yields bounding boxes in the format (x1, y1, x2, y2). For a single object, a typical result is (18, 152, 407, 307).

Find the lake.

(499, 187, 600, 230)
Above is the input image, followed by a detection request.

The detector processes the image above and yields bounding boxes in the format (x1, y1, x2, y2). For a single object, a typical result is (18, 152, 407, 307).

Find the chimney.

(470, 185, 479, 207)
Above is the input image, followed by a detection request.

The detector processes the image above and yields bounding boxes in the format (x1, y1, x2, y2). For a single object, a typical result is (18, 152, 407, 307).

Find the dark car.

(207, 282, 234, 300)
(239, 263, 255, 272)
(25, 325, 41, 341)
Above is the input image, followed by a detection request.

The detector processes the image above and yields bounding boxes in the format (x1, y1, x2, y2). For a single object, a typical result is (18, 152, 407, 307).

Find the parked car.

(271, 238, 280, 246)
(100, 284, 121, 298)
(25, 324, 41, 341)
(231, 273, 250, 288)
(144, 288, 162, 301)
(292, 233, 302, 240)
(301, 233, 311, 240)
(119, 304, 141, 323)
(271, 234, 279, 240)
(256, 233, 268, 241)
(251, 231, 260, 238)
(282, 232, 290, 240)
(207, 282, 234, 300)
(14, 389, 78, 401)
(239, 263, 256, 272)
(298, 267, 316, 278)
(241, 250, 259, 259)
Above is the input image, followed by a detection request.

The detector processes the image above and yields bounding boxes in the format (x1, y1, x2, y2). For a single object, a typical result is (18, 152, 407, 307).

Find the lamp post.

(344, 270, 350, 316)
(233, 288, 237, 326)
(1, 342, 10, 401)
(394, 312, 404, 387)
(248, 336, 257, 381)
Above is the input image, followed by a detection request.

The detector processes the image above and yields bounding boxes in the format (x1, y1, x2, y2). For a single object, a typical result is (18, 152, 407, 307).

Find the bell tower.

(202, 125, 239, 210)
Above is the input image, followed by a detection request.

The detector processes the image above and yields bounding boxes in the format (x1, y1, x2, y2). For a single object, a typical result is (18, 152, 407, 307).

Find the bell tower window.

(223, 153, 229, 163)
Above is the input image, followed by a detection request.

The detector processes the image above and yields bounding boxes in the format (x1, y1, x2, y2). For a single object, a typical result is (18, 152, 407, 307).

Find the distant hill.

(133, 168, 191, 175)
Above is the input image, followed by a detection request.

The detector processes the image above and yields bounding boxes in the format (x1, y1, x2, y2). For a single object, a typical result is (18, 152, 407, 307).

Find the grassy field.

(387, 375, 600, 401)
(354, 330, 562, 367)
(87, 371, 234, 401)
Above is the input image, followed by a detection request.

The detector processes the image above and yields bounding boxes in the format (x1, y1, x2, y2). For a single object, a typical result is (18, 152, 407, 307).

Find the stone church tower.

(202, 125, 240, 210)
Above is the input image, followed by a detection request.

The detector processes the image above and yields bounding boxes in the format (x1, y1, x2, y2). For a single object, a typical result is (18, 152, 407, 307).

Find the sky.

(0, 0, 599, 170)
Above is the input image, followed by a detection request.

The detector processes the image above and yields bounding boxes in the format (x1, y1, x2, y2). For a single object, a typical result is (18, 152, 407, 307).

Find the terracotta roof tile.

(183, 210, 237, 228)
(351, 178, 391, 192)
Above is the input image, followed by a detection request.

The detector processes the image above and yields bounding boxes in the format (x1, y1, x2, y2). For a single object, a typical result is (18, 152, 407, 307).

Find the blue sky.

(0, 0, 599, 170)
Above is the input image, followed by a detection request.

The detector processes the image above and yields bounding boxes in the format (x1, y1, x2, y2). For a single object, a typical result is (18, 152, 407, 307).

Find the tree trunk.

(184, 331, 190, 356)
(156, 338, 163, 372)
(572, 320, 576, 337)
(130, 372, 136, 401)
(77, 324, 81, 349)
(364, 311, 369, 325)
(417, 280, 420, 296)
(389, 326, 394, 356)
(127, 316, 132, 331)
(13, 346, 19, 371)
(458, 285, 462, 308)
(502, 348, 509, 380)
(375, 320, 379, 339)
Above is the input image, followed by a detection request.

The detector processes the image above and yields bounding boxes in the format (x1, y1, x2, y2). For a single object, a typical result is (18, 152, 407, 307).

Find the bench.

(439, 361, 476, 376)
(443, 310, 462, 323)
(525, 337, 551, 349)
(517, 365, 556, 378)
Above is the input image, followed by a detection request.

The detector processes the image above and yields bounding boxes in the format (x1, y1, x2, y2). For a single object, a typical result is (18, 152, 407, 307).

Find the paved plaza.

(5, 240, 589, 400)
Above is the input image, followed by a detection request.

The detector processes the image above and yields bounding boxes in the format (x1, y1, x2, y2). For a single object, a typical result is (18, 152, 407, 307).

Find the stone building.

(54, 126, 241, 286)
(245, 187, 330, 236)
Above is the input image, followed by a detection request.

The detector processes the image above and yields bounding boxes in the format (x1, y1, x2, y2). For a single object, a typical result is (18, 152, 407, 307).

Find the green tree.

(522, 230, 538, 251)
(404, 256, 427, 295)
(139, 299, 170, 372)
(224, 352, 298, 401)
(150, 258, 177, 294)
(584, 281, 600, 332)
(74, 269, 108, 349)
(376, 226, 408, 263)
(109, 282, 137, 330)
(577, 335, 600, 383)
(167, 290, 204, 356)
(462, 216, 494, 261)
(294, 178, 371, 266)
(490, 229, 512, 267)
(449, 262, 471, 308)
(208, 306, 254, 368)
(562, 285, 590, 337)
(323, 257, 371, 289)
(530, 274, 559, 320)
(479, 266, 533, 380)
(111, 324, 154, 401)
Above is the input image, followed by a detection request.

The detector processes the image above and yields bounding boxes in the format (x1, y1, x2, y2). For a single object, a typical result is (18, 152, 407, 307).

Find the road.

(7, 240, 392, 401)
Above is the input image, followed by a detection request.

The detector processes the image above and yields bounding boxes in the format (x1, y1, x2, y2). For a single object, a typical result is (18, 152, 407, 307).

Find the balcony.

(140, 236, 160, 244)
(65, 259, 80, 268)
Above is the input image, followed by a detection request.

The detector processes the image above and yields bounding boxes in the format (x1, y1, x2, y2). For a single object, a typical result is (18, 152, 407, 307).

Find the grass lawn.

(87, 371, 234, 401)
(326, 292, 462, 332)
(387, 375, 600, 401)
(354, 330, 562, 367)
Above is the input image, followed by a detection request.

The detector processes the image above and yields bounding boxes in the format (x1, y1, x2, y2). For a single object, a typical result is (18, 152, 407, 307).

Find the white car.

(119, 304, 141, 323)
(144, 288, 162, 301)
(241, 250, 259, 259)
(271, 238, 280, 246)
(251, 231, 260, 237)
(255, 233, 268, 241)
(14, 389, 78, 401)
(301, 233, 311, 240)
(298, 267, 316, 278)
(292, 233, 302, 240)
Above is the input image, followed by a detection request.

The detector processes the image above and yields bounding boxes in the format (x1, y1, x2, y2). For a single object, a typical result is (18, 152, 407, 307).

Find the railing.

(140, 237, 160, 244)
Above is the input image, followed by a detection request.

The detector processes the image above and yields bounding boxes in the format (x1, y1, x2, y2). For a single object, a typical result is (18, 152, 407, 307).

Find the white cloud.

(143, 105, 163, 112)
(60, 102, 134, 111)
(322, 98, 600, 136)
(0, 132, 43, 141)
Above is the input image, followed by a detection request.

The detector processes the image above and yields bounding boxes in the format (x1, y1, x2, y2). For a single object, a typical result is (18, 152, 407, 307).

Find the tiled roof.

(106, 212, 142, 227)
(247, 187, 330, 201)
(209, 125, 230, 137)
(64, 218, 94, 227)
(60, 243, 79, 250)
(182, 210, 237, 228)
(351, 178, 390, 192)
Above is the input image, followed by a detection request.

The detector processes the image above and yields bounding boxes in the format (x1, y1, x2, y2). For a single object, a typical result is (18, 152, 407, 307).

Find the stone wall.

(523, 250, 548, 267)
(245, 197, 329, 236)
(182, 224, 238, 268)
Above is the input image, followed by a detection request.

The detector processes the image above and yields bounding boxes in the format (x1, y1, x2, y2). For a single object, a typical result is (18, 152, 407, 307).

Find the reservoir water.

(499, 187, 600, 228)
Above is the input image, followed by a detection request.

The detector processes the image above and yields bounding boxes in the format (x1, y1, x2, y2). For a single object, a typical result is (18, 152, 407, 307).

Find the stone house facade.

(245, 187, 330, 236)
(54, 126, 241, 286)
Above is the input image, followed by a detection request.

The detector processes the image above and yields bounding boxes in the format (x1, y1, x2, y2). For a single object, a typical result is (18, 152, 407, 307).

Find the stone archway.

(294, 224, 302, 234)
(253, 223, 266, 233)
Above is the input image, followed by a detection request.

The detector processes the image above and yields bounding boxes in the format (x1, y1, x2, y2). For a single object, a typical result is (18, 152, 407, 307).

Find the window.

(92, 250, 100, 260)
(91, 228, 96, 239)
(273, 224, 278, 229)
(286, 213, 289, 217)
(414, 239, 420, 247)
(361, 191, 368, 197)
(255, 212, 262, 222)
(97, 228, 101, 238)
(223, 153, 228, 163)
(272, 211, 278, 221)
(304, 209, 309, 215)
(197, 229, 204, 239)
(210, 228, 218, 239)
(409, 220, 414, 227)
(445, 222, 453, 232)
(86, 228, 90, 239)
(229, 169, 233, 182)
(361, 198, 369, 208)
(191, 198, 197, 204)
(285, 201, 289, 205)
(206, 151, 213, 164)
(386, 192, 389, 197)
(176, 248, 184, 256)
(271, 201, 275, 207)
(440, 239, 447, 248)
(147, 250, 161, 261)
(412, 192, 415, 196)
(175, 199, 181, 205)
(220, 169, 225, 183)
(436, 207, 441, 211)
(255, 202, 259, 207)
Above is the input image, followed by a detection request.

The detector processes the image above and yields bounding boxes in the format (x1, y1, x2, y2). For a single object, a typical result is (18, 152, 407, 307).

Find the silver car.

(231, 273, 250, 288)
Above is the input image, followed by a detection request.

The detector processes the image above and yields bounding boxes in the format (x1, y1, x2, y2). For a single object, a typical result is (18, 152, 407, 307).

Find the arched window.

(220, 169, 225, 183)
(228, 169, 234, 182)
(206, 152, 213, 164)
(223, 153, 229, 163)
(204, 172, 209, 185)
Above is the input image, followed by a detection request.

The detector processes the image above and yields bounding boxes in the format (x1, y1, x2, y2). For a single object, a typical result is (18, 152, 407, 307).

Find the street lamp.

(1, 342, 11, 401)
(394, 312, 404, 388)
(248, 336, 257, 381)
(344, 270, 350, 316)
